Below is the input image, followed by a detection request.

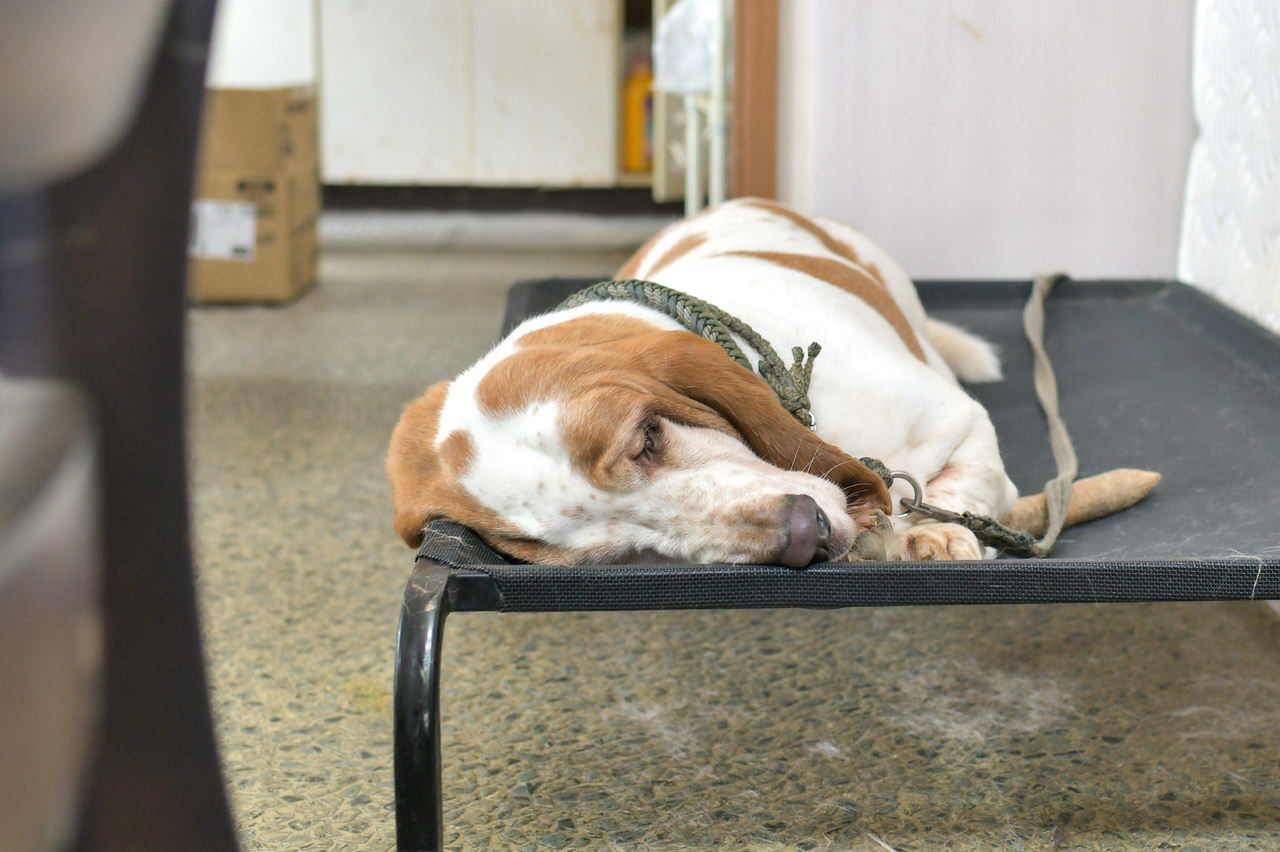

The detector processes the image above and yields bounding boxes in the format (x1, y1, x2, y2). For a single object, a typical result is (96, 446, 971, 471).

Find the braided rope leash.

(560, 279, 823, 428)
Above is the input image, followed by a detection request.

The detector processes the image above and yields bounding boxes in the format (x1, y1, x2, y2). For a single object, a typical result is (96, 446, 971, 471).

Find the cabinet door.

(319, 0, 619, 186)
(472, 0, 620, 185)
(319, 0, 470, 184)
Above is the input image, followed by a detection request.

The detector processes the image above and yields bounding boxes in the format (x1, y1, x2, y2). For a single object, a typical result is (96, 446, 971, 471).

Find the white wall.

(778, 1, 1196, 279)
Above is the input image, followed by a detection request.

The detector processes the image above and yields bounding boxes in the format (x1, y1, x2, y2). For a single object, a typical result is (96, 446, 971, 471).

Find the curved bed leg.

(395, 560, 453, 852)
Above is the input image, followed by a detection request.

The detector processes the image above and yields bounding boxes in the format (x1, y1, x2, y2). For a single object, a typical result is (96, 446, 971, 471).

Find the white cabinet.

(318, 0, 469, 184)
(319, 0, 622, 186)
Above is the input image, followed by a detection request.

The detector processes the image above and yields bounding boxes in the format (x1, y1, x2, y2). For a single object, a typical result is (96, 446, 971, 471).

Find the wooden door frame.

(731, 0, 779, 199)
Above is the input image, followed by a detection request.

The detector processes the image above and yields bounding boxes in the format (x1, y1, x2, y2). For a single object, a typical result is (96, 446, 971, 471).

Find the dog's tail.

(1002, 468, 1162, 536)
(925, 318, 1003, 383)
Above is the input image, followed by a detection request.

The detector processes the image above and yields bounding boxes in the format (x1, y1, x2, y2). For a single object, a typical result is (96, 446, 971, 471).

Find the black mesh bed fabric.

(415, 278, 1280, 612)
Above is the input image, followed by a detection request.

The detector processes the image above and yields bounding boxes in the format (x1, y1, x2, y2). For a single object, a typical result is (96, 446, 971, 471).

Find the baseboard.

(319, 210, 674, 252)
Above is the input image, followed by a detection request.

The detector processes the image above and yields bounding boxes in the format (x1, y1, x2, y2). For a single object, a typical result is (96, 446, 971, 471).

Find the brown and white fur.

(389, 199, 1102, 565)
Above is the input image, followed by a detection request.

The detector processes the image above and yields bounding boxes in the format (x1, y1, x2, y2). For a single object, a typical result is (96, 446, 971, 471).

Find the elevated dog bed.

(394, 278, 1280, 851)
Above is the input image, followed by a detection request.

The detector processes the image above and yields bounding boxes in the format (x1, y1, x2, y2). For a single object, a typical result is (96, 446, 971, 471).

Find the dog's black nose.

(778, 494, 831, 568)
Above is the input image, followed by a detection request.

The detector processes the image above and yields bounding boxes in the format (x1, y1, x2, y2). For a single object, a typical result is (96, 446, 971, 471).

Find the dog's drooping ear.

(387, 381, 452, 547)
(625, 331, 893, 516)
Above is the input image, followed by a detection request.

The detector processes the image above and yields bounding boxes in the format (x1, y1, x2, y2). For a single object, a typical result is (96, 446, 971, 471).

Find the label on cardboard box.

(190, 199, 257, 261)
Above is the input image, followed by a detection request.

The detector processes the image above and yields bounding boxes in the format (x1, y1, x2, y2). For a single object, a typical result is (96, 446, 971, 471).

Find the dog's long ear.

(626, 330, 892, 516)
(387, 381, 452, 547)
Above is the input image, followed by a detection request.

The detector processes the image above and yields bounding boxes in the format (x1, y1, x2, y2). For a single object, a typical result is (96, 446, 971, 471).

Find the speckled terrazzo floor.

(189, 248, 1280, 852)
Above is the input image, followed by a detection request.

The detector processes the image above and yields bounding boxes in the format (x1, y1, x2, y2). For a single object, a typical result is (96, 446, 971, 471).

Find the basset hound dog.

(388, 198, 1152, 566)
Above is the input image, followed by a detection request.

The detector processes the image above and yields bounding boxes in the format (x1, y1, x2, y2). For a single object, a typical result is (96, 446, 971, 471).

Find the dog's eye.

(637, 420, 662, 461)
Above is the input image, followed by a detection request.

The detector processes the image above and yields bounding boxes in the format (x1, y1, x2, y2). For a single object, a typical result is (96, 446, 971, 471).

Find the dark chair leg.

(395, 561, 455, 852)
(25, 2, 239, 850)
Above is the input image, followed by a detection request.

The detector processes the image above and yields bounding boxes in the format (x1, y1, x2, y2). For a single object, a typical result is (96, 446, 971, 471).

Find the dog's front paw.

(837, 511, 898, 561)
(897, 522, 982, 561)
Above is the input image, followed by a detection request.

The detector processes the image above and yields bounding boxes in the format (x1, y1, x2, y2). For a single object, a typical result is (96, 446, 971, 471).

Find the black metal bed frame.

(391, 275, 1280, 850)
(393, 525, 1280, 851)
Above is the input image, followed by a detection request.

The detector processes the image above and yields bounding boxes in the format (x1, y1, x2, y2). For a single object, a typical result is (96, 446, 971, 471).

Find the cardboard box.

(188, 86, 319, 303)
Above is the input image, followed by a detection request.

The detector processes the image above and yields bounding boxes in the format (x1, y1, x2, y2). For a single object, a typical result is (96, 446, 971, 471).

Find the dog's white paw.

(837, 511, 897, 561)
(896, 522, 983, 561)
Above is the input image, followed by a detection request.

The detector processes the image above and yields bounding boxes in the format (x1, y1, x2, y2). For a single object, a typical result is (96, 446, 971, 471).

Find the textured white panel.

(1178, 0, 1280, 335)
(778, 1, 1195, 279)
(319, 0, 470, 183)
(471, 0, 619, 186)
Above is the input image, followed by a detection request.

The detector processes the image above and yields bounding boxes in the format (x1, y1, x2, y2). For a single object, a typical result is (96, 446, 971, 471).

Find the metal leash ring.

(889, 470, 965, 523)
